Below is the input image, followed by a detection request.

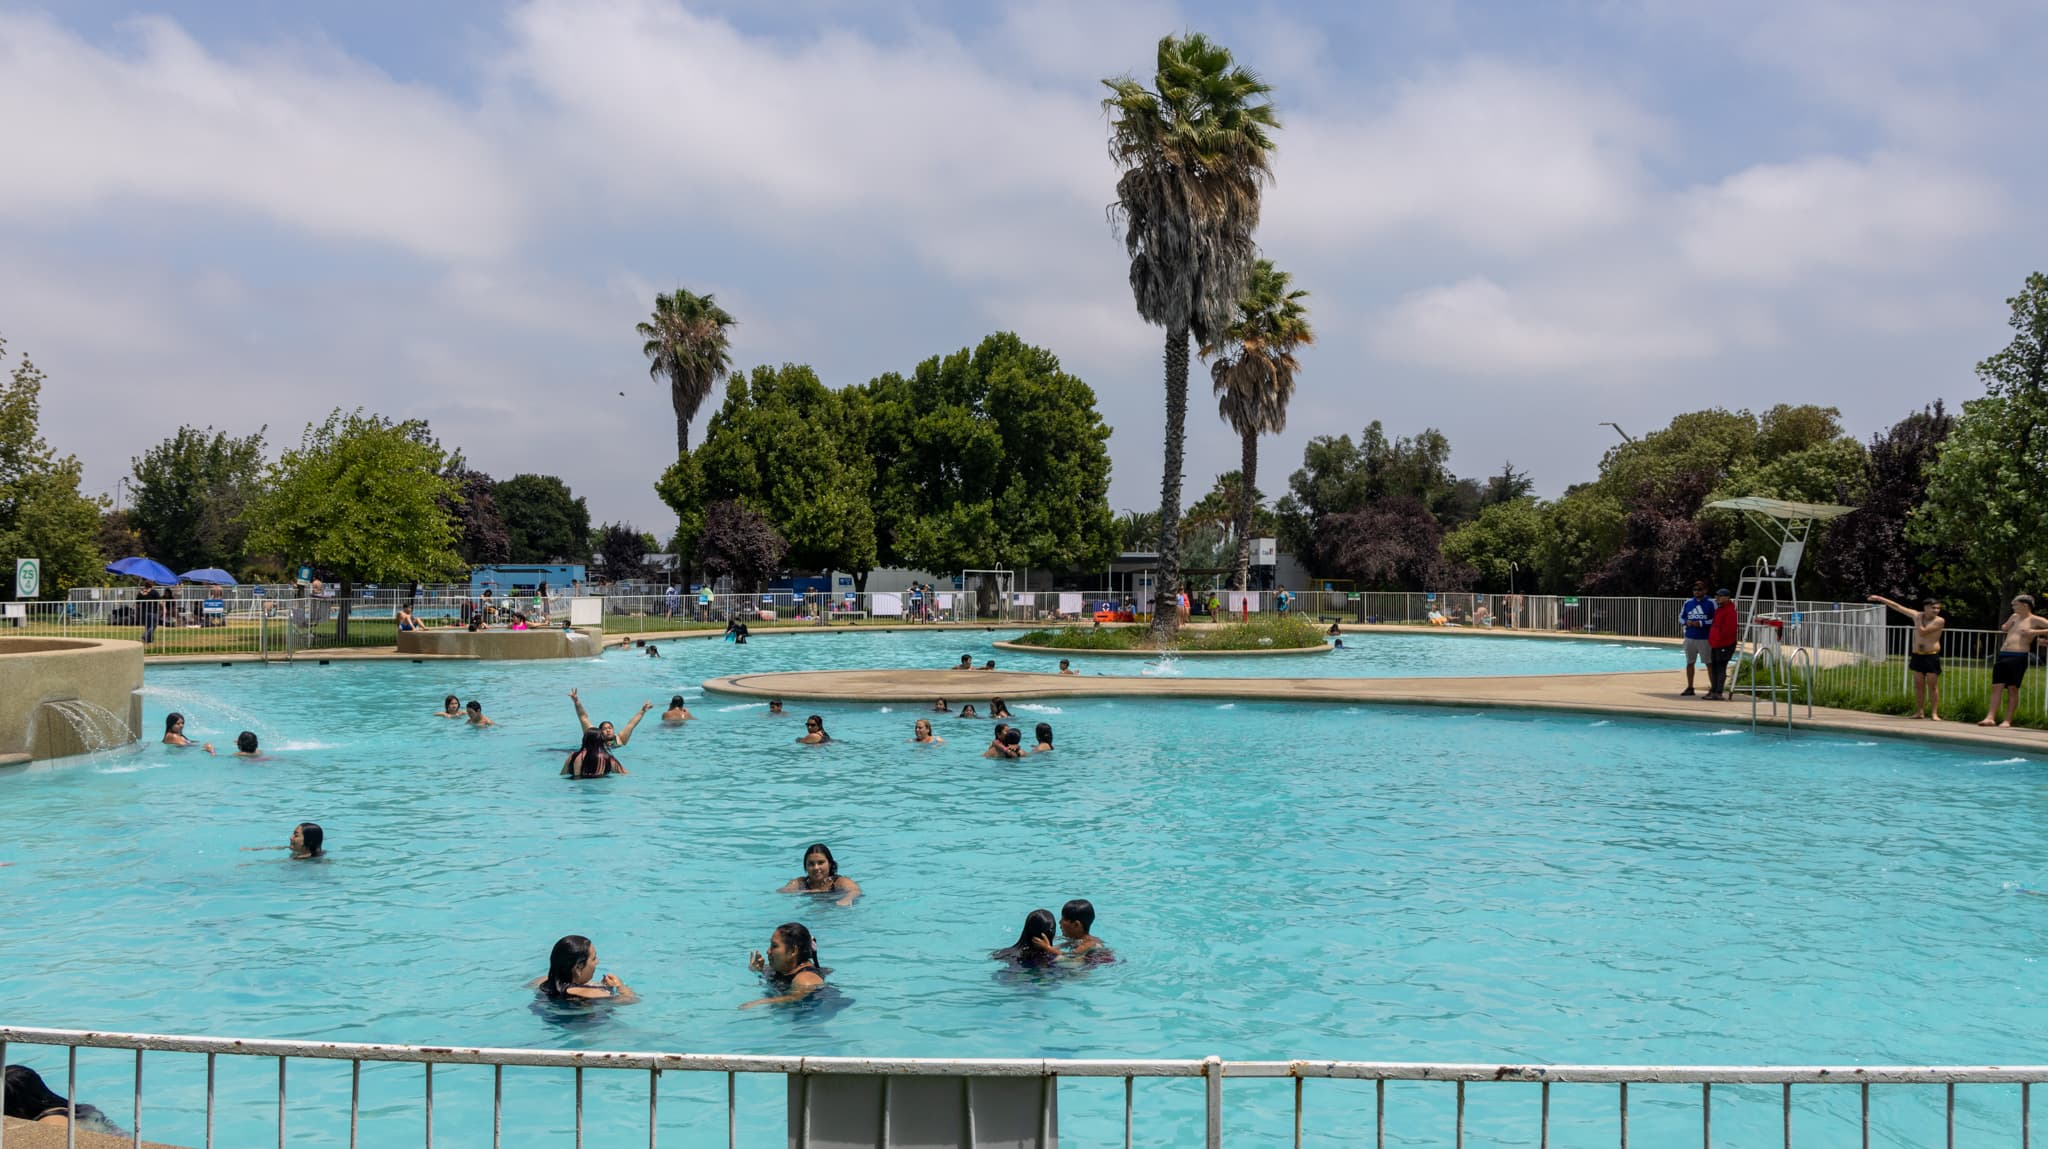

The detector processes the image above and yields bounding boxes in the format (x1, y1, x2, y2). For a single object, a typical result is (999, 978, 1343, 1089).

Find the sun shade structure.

(1702, 497, 1857, 522)
(179, 568, 238, 586)
(105, 556, 178, 585)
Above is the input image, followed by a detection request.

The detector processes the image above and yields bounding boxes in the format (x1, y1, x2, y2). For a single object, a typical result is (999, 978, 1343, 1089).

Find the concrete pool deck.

(700, 667, 2048, 754)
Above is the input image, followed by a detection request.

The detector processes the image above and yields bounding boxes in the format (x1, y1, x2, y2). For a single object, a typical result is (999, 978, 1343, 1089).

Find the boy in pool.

(1059, 899, 1108, 960)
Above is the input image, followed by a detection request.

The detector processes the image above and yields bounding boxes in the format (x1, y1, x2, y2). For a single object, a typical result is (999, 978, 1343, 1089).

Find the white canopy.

(1703, 497, 1856, 522)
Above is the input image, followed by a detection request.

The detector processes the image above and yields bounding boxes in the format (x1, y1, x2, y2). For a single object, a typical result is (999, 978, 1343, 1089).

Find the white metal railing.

(4, 1025, 2047, 1148)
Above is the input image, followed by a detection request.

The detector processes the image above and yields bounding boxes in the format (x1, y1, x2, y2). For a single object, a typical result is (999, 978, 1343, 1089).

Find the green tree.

(1914, 273, 2048, 617)
(638, 288, 736, 455)
(495, 474, 591, 563)
(128, 425, 268, 575)
(1203, 259, 1311, 590)
(695, 364, 877, 579)
(0, 336, 106, 597)
(1443, 498, 1547, 592)
(863, 333, 1116, 579)
(654, 451, 707, 578)
(1105, 33, 1279, 633)
(244, 410, 462, 636)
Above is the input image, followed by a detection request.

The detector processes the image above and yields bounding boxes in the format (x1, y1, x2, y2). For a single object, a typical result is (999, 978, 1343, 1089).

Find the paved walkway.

(701, 668, 2048, 754)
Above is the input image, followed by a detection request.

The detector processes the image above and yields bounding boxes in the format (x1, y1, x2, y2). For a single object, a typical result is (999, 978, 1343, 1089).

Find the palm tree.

(1104, 34, 1278, 635)
(637, 289, 736, 455)
(1203, 260, 1311, 591)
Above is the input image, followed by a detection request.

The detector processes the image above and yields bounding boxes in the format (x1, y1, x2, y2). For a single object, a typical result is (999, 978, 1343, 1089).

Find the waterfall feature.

(31, 698, 136, 757)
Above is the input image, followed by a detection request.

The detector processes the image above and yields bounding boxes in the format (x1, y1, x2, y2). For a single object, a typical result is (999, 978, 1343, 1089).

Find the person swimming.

(645, 643, 661, 658)
(570, 688, 651, 748)
(233, 731, 265, 759)
(980, 660, 996, 670)
(1034, 722, 1053, 752)
(561, 729, 627, 777)
(931, 698, 950, 713)
(743, 922, 827, 1008)
(990, 909, 1060, 968)
(533, 934, 637, 1002)
(766, 698, 786, 717)
(956, 704, 980, 719)
(953, 654, 973, 670)
(983, 724, 1021, 759)
(662, 694, 694, 722)
(435, 694, 463, 718)
(797, 715, 832, 745)
(161, 712, 215, 754)
(989, 697, 1014, 718)
(465, 700, 494, 727)
(912, 718, 944, 744)
(1326, 622, 1342, 636)
(290, 822, 324, 858)
(777, 843, 862, 905)
(1058, 659, 1077, 675)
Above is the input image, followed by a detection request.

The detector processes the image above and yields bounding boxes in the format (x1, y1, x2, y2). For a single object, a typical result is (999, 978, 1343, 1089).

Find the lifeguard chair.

(1704, 497, 1855, 725)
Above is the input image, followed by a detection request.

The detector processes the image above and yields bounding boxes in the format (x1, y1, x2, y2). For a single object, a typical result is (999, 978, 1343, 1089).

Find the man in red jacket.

(1704, 588, 1740, 700)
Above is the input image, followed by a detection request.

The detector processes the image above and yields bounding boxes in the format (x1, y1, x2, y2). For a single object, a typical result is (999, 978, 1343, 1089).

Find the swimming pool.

(3, 644, 2043, 1145)
(650, 626, 1679, 678)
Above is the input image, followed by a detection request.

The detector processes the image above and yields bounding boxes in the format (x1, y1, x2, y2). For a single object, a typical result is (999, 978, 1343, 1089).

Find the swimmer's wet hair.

(1035, 722, 1053, 746)
(164, 712, 184, 733)
(466, 700, 482, 712)
(1003, 728, 1021, 747)
(236, 731, 259, 754)
(670, 695, 686, 709)
(297, 822, 324, 856)
(803, 842, 838, 876)
(1061, 899, 1095, 930)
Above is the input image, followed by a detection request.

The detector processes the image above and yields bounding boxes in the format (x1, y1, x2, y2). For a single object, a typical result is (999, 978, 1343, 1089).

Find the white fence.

(3, 1024, 2045, 1148)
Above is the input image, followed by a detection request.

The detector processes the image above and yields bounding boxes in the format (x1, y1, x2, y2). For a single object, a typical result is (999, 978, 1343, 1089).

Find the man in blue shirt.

(1679, 580, 1716, 696)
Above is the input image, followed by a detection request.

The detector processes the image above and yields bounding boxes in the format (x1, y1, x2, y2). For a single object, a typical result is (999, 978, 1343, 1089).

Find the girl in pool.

(983, 724, 1024, 759)
(662, 694, 694, 722)
(931, 698, 950, 713)
(532, 935, 637, 1002)
(435, 694, 462, 718)
(955, 704, 980, 720)
(989, 909, 1060, 968)
(778, 843, 862, 905)
(1034, 722, 1053, 752)
(989, 697, 1014, 719)
(912, 718, 943, 744)
(161, 712, 215, 753)
(743, 922, 827, 1008)
(561, 729, 627, 777)
(797, 715, 831, 744)
(465, 700, 495, 727)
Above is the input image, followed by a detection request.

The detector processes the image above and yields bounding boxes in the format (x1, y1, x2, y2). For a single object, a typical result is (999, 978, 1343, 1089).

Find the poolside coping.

(699, 668, 2048, 755)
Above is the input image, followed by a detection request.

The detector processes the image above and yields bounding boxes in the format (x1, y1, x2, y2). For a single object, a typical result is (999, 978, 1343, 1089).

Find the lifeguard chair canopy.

(1704, 497, 1855, 582)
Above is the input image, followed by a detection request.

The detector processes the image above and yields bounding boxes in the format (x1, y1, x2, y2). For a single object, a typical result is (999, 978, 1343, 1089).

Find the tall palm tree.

(1104, 33, 1278, 636)
(638, 289, 736, 455)
(1204, 260, 1311, 591)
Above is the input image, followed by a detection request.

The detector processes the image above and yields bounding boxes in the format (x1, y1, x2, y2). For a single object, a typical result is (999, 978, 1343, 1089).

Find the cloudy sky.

(4, 1, 2042, 536)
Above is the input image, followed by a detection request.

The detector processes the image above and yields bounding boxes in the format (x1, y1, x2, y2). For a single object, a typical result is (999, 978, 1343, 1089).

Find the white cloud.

(1677, 152, 2003, 284)
(1264, 60, 1662, 254)
(0, 12, 522, 261)
(1372, 277, 1730, 376)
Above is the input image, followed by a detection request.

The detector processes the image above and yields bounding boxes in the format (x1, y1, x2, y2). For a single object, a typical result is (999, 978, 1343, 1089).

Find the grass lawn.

(1740, 653, 2048, 731)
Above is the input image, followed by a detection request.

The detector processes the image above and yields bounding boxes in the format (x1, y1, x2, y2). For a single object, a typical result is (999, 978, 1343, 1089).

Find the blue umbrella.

(179, 568, 238, 586)
(105, 556, 178, 585)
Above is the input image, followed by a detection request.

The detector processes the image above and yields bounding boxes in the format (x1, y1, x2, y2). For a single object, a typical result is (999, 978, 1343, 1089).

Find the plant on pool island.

(1013, 612, 1325, 653)
(1203, 259, 1311, 593)
(1104, 33, 1279, 639)
(0, 334, 107, 598)
(244, 409, 462, 637)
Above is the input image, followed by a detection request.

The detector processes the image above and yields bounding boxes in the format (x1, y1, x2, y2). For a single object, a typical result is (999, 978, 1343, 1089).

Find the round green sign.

(15, 557, 41, 599)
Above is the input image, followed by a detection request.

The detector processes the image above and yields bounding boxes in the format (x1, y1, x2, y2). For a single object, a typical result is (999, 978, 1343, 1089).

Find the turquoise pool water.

(3, 640, 2044, 1146)
(667, 626, 1679, 678)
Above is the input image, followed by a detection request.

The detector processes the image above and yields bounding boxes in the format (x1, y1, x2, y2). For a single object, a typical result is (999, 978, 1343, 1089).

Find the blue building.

(468, 564, 586, 594)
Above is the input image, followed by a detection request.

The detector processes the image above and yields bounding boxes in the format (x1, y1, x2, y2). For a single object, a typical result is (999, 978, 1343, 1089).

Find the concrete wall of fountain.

(0, 636, 144, 764)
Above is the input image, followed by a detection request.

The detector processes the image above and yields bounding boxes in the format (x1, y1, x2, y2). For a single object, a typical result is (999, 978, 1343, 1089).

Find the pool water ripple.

(0, 637, 2041, 1145)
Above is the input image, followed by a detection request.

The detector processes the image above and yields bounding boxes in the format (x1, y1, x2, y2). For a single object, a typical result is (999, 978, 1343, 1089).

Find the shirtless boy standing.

(1868, 594, 1946, 720)
(1983, 595, 2048, 728)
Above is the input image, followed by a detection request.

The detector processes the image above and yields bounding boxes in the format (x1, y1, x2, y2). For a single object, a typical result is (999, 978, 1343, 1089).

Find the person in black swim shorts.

(1869, 594, 1946, 720)
(1983, 595, 2048, 728)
